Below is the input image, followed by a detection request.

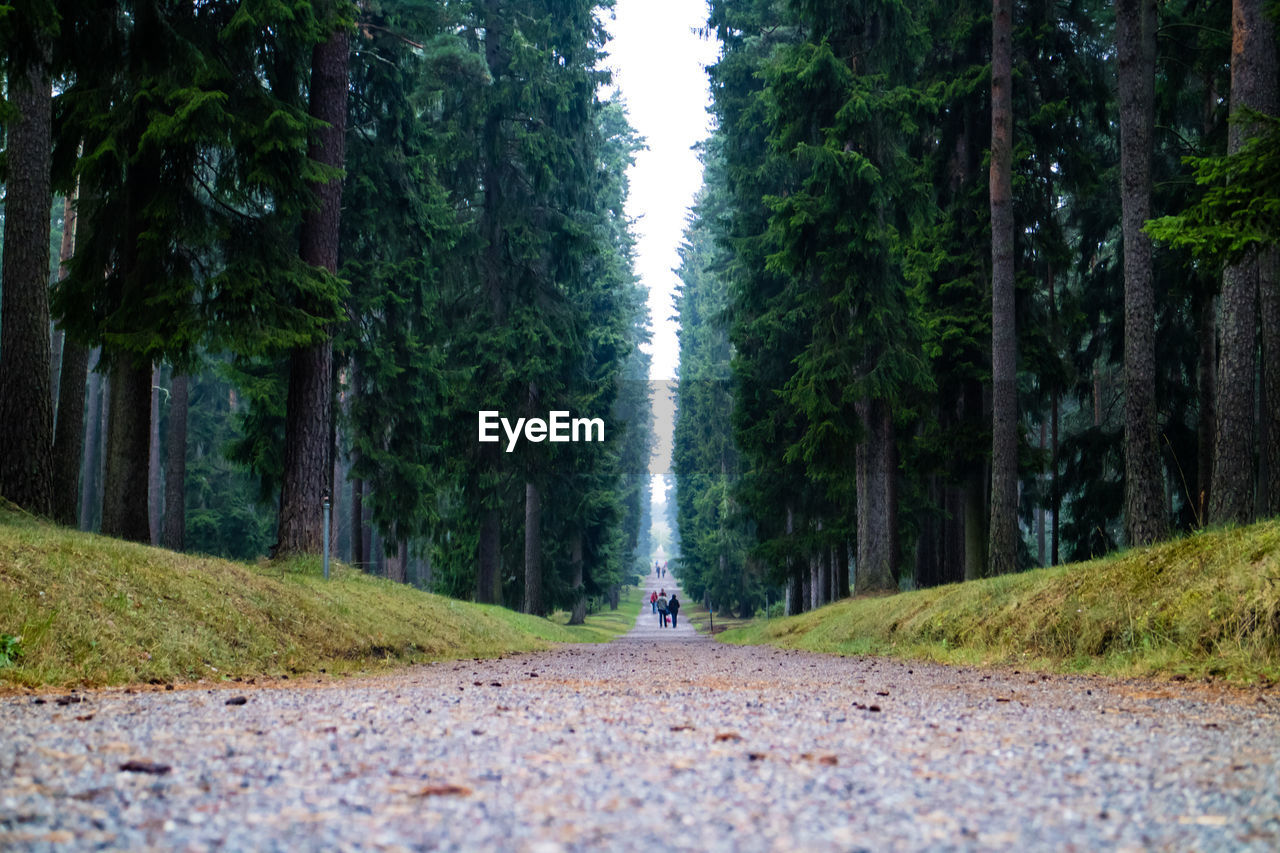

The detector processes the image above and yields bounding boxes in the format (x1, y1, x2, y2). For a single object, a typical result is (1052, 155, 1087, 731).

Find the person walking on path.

(650, 590, 658, 614)
(668, 594, 681, 628)
(657, 590, 669, 627)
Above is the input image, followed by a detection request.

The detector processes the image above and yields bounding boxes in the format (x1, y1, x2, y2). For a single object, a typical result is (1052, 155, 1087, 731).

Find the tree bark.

(856, 397, 896, 592)
(101, 358, 153, 541)
(1051, 391, 1060, 564)
(476, 465, 501, 603)
(148, 365, 163, 544)
(988, 0, 1018, 575)
(809, 550, 819, 610)
(1241, 0, 1280, 516)
(162, 372, 188, 550)
(1117, 0, 1169, 546)
(0, 47, 55, 515)
(386, 537, 407, 583)
(277, 24, 348, 556)
(350, 474, 363, 565)
(523, 481, 543, 616)
(50, 192, 76, 427)
(79, 353, 103, 530)
(52, 194, 88, 527)
(1260, 248, 1280, 516)
(1210, 0, 1276, 525)
(568, 529, 586, 625)
(963, 381, 987, 579)
(1037, 420, 1046, 565)
(1192, 289, 1213, 522)
(52, 340, 89, 526)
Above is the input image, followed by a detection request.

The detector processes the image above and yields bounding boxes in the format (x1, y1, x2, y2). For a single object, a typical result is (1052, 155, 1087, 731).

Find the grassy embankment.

(721, 521, 1280, 684)
(0, 506, 642, 689)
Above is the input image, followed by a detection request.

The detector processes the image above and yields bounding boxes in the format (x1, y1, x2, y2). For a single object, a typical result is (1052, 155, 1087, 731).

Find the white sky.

(602, 0, 719, 382)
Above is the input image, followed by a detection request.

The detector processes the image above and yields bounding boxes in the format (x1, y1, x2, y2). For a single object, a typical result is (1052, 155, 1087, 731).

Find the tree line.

(673, 0, 1278, 617)
(0, 0, 654, 619)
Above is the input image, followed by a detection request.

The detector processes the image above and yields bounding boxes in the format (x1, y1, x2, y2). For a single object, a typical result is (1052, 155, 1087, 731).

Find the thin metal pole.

(323, 494, 331, 581)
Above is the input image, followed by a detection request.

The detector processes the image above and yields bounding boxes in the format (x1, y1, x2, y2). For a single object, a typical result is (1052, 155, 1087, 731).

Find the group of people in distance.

(649, 587, 680, 627)
(649, 560, 680, 627)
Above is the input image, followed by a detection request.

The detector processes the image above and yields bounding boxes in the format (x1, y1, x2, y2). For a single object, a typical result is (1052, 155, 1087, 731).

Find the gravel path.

(3, 571, 1279, 851)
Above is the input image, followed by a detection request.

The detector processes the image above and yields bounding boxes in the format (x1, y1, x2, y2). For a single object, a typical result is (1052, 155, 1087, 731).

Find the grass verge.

(720, 521, 1280, 684)
(685, 601, 751, 636)
(0, 507, 636, 689)
(548, 583, 644, 640)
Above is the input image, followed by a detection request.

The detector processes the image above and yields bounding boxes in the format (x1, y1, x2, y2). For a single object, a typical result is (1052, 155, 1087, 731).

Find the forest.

(0, 0, 655, 621)
(672, 0, 1280, 617)
(3, 0, 1279, 627)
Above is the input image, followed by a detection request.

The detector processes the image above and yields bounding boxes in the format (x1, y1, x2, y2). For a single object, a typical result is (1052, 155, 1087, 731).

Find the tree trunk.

(942, 484, 964, 583)
(79, 354, 103, 530)
(162, 372, 188, 550)
(148, 366, 163, 544)
(1260, 247, 1280, 516)
(331, 427, 342, 554)
(568, 529, 586, 625)
(350, 474, 363, 565)
(1210, 0, 1276, 525)
(50, 192, 77, 427)
(988, 0, 1018, 575)
(836, 543, 850, 599)
(1241, 0, 1280, 516)
(0, 47, 55, 516)
(1117, 0, 1168, 546)
(101, 358, 153, 542)
(386, 537, 407, 583)
(1037, 420, 1047, 565)
(50, 327, 63, 421)
(474, 0, 510, 605)
(963, 478, 986, 580)
(809, 550, 819, 610)
(477, 505, 501, 603)
(1051, 391, 1060, 564)
(856, 397, 896, 592)
(51, 190, 88, 528)
(52, 340, 89, 526)
(276, 23, 348, 556)
(523, 481, 543, 616)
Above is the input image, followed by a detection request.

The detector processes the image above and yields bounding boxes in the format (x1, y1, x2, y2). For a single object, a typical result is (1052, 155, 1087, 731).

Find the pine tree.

(277, 11, 352, 557)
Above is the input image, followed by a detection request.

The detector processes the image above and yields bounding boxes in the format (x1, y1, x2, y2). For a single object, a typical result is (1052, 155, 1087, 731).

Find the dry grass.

(721, 521, 1280, 684)
(0, 506, 635, 689)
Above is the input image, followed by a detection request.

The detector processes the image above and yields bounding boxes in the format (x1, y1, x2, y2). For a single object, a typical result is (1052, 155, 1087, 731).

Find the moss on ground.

(0, 506, 637, 689)
(720, 522, 1280, 684)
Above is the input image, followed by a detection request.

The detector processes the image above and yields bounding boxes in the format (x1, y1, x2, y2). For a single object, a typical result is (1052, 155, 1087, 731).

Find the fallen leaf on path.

(119, 760, 171, 775)
(415, 784, 472, 797)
